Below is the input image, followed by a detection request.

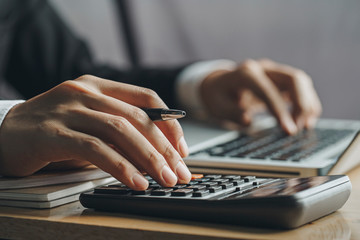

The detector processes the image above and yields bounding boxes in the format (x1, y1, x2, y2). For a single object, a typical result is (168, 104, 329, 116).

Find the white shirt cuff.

(176, 59, 236, 119)
(0, 100, 25, 126)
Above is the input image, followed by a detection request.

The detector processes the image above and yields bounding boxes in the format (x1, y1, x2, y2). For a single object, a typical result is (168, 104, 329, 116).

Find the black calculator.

(80, 174, 351, 229)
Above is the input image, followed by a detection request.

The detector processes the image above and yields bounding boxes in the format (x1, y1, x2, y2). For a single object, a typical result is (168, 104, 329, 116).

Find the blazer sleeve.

(3, 0, 187, 108)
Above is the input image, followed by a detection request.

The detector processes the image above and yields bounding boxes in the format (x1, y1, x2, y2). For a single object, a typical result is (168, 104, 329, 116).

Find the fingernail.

(176, 161, 191, 183)
(285, 119, 298, 135)
(295, 118, 304, 130)
(132, 172, 149, 190)
(306, 117, 317, 129)
(161, 165, 178, 185)
(178, 136, 189, 157)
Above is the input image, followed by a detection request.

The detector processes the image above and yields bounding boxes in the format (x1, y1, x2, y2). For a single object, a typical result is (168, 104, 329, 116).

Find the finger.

(237, 60, 298, 134)
(75, 75, 189, 158)
(67, 108, 190, 187)
(77, 92, 191, 183)
(57, 128, 149, 190)
(258, 59, 322, 129)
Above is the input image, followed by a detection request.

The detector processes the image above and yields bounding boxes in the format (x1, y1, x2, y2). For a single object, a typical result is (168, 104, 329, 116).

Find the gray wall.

(51, 0, 360, 120)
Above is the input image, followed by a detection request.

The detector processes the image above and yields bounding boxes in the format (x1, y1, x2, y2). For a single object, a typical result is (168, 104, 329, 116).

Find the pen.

(141, 108, 186, 121)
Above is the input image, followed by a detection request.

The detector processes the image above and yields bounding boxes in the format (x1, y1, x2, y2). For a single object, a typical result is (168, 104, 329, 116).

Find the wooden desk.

(1, 168, 359, 240)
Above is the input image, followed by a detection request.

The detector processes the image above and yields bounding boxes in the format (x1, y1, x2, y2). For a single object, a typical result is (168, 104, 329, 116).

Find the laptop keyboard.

(191, 128, 353, 162)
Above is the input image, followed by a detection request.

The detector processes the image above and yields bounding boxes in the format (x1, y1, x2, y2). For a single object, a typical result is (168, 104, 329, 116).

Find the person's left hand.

(199, 59, 322, 134)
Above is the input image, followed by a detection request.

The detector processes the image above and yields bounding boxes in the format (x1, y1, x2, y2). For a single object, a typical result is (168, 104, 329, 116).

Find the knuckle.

(75, 74, 95, 81)
(313, 102, 323, 116)
(258, 58, 272, 64)
(138, 87, 163, 106)
(59, 80, 79, 89)
(108, 117, 131, 133)
(147, 148, 162, 169)
(37, 121, 70, 139)
(82, 137, 103, 152)
(114, 158, 127, 173)
(292, 70, 311, 84)
(131, 108, 150, 122)
(168, 120, 184, 139)
(240, 59, 257, 71)
(162, 143, 176, 161)
(58, 80, 90, 95)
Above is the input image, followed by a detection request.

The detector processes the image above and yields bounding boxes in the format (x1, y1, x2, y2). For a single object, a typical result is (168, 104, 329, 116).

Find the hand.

(0, 75, 191, 190)
(200, 59, 322, 134)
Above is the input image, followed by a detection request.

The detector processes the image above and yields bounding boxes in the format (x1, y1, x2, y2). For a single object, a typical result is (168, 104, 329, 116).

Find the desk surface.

(1, 168, 360, 240)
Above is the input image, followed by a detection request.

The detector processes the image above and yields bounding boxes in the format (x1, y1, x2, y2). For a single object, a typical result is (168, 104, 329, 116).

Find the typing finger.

(67, 108, 187, 188)
(258, 59, 322, 129)
(55, 128, 149, 190)
(75, 75, 188, 158)
(236, 60, 298, 134)
(76, 90, 191, 183)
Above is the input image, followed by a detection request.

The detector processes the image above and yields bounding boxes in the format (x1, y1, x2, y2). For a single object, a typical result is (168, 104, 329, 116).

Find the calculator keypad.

(94, 174, 276, 199)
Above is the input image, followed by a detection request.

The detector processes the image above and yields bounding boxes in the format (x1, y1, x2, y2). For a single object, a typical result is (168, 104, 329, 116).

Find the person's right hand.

(0, 75, 191, 190)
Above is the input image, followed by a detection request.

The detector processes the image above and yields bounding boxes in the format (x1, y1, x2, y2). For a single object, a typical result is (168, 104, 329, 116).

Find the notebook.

(182, 118, 360, 177)
(0, 166, 110, 190)
(0, 177, 116, 208)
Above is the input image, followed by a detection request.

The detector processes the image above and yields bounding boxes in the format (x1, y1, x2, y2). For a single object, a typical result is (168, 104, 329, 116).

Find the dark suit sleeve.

(4, 0, 187, 108)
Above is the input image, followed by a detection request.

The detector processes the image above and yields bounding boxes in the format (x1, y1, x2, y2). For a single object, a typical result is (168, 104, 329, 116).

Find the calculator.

(80, 174, 351, 229)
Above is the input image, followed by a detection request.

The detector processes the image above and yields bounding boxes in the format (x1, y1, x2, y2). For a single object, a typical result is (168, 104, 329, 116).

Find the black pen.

(141, 108, 186, 121)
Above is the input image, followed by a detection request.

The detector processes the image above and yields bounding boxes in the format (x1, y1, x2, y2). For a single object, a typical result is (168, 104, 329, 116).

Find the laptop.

(181, 118, 360, 178)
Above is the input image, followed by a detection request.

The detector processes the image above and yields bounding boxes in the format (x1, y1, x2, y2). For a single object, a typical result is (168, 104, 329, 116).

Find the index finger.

(258, 59, 322, 128)
(75, 75, 188, 157)
(237, 60, 298, 134)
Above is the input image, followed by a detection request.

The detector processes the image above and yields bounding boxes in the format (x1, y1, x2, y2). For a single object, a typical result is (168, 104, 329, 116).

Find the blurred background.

(50, 0, 360, 120)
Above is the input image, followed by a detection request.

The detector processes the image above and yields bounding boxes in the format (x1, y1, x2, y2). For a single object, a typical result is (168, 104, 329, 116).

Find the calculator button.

(223, 175, 241, 180)
(132, 189, 153, 195)
(208, 186, 222, 193)
(252, 181, 260, 186)
(186, 185, 206, 191)
(108, 183, 127, 188)
(94, 187, 130, 195)
(200, 181, 218, 187)
(151, 188, 173, 196)
(171, 189, 194, 196)
(192, 190, 210, 197)
(244, 176, 256, 182)
(173, 184, 188, 190)
(214, 178, 230, 184)
(193, 178, 210, 183)
(148, 180, 157, 185)
(191, 174, 204, 180)
(187, 181, 199, 185)
(232, 180, 245, 186)
(148, 183, 162, 189)
(205, 175, 222, 180)
(220, 183, 233, 189)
